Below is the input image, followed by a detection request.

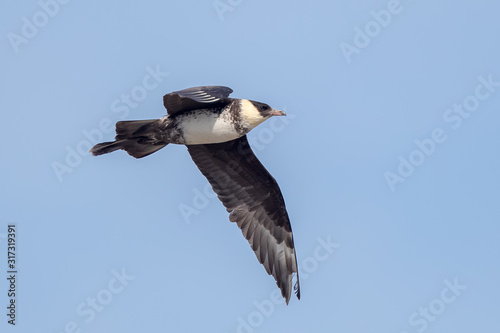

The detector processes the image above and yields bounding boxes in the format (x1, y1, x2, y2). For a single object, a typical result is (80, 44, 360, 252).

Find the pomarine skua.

(90, 86, 300, 303)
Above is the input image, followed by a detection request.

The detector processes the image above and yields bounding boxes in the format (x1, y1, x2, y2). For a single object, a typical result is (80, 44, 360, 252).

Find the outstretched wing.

(163, 86, 233, 116)
(186, 135, 300, 304)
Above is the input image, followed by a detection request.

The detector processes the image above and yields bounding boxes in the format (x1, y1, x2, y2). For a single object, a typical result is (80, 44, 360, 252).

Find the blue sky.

(1, 1, 499, 332)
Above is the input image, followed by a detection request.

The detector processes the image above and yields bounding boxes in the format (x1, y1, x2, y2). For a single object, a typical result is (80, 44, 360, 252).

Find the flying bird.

(90, 86, 300, 303)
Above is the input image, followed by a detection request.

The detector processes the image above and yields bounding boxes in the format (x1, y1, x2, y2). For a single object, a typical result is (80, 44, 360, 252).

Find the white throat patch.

(240, 99, 267, 129)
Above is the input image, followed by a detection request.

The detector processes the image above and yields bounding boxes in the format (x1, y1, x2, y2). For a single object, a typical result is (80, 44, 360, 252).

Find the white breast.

(178, 110, 242, 145)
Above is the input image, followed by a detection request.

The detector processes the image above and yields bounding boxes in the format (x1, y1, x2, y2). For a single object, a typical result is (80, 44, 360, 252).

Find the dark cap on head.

(250, 100, 286, 117)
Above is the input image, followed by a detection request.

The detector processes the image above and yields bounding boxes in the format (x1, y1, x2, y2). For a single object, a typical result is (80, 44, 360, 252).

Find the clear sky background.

(1, 1, 499, 332)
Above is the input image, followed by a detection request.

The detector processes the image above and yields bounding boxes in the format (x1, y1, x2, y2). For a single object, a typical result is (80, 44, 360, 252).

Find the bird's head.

(240, 99, 286, 129)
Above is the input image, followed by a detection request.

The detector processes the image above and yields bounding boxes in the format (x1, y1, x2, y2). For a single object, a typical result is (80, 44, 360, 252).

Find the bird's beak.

(271, 109, 287, 116)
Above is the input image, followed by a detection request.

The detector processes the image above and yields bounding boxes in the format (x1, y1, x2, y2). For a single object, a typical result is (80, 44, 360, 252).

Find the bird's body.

(90, 86, 300, 304)
(157, 99, 265, 145)
(169, 107, 242, 144)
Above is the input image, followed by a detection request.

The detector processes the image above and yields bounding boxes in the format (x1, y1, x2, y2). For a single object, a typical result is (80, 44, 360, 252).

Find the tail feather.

(89, 140, 125, 156)
(89, 119, 168, 159)
(90, 140, 166, 158)
(115, 120, 156, 140)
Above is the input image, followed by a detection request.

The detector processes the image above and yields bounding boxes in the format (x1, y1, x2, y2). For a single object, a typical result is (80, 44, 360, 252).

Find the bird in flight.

(90, 86, 300, 303)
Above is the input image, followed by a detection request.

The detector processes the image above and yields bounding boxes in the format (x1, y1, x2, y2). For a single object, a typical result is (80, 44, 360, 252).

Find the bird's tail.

(90, 120, 167, 159)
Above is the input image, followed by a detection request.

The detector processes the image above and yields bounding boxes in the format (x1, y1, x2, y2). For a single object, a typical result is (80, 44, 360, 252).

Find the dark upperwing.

(163, 86, 234, 116)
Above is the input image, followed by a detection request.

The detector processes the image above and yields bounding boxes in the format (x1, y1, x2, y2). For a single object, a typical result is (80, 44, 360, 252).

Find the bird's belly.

(178, 112, 242, 145)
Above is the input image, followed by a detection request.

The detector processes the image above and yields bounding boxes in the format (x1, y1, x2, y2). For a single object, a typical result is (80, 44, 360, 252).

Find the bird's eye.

(260, 105, 268, 111)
